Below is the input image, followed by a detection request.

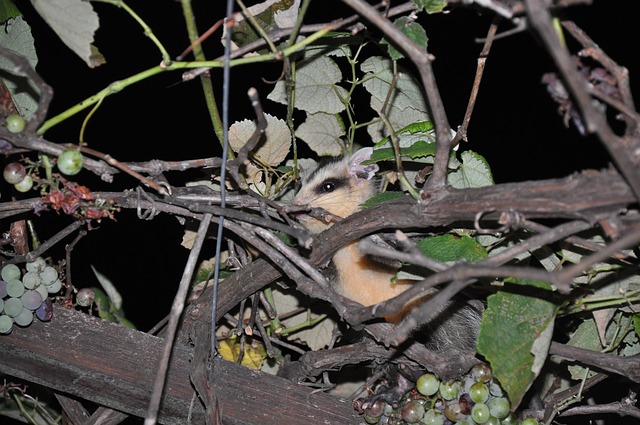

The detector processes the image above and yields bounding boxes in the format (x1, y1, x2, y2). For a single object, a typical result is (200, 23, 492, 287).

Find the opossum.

(291, 147, 482, 404)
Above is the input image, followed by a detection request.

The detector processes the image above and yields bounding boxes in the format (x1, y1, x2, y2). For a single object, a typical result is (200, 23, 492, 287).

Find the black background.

(8, 0, 638, 331)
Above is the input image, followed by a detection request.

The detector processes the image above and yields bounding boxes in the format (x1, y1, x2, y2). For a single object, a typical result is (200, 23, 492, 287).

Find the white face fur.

(292, 148, 379, 233)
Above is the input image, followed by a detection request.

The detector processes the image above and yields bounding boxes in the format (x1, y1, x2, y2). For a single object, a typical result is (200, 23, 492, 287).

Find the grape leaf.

(267, 55, 348, 114)
(0, 0, 21, 23)
(361, 191, 406, 208)
(476, 282, 558, 410)
(295, 112, 345, 156)
(416, 234, 488, 263)
(361, 57, 431, 143)
(413, 0, 448, 13)
(31, 0, 101, 68)
(229, 113, 291, 166)
(369, 140, 437, 163)
(218, 338, 266, 370)
(0, 16, 38, 118)
(225, 0, 300, 51)
(382, 17, 428, 61)
(447, 150, 494, 188)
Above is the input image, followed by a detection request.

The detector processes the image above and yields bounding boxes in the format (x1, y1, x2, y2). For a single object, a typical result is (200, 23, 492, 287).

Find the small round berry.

(5, 113, 26, 133)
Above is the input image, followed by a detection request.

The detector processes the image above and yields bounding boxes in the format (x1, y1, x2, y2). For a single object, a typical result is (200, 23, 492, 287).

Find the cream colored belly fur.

(332, 243, 414, 308)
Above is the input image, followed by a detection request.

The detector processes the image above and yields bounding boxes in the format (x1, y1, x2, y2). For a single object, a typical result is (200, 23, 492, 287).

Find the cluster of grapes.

(3, 149, 84, 194)
(0, 259, 58, 334)
(358, 363, 539, 425)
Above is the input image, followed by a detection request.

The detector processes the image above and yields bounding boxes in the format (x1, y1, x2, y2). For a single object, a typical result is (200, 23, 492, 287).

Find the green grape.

(6, 279, 24, 298)
(487, 397, 510, 419)
(13, 308, 33, 327)
(40, 266, 58, 285)
(483, 416, 500, 425)
(0, 314, 13, 334)
(57, 149, 84, 176)
(520, 418, 539, 425)
(0, 297, 4, 312)
(416, 373, 440, 396)
(1, 264, 21, 282)
(501, 412, 518, 425)
(22, 271, 42, 289)
(421, 409, 444, 425)
(5, 113, 26, 133)
(439, 379, 460, 400)
(3, 297, 23, 317)
(26, 257, 46, 273)
(469, 382, 489, 403)
(488, 381, 503, 397)
(471, 403, 490, 424)
(21, 290, 43, 310)
(14, 175, 33, 192)
(46, 278, 62, 294)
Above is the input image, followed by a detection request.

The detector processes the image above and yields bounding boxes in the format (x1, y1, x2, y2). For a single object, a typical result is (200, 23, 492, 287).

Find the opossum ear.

(348, 147, 379, 181)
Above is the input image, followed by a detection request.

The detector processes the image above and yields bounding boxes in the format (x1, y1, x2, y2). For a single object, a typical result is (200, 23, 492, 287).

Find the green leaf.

(361, 57, 431, 143)
(413, 0, 448, 13)
(268, 55, 348, 114)
(0, 0, 20, 23)
(447, 150, 494, 188)
(374, 120, 434, 147)
(476, 284, 558, 409)
(382, 17, 428, 60)
(31, 0, 101, 68)
(416, 234, 488, 263)
(229, 113, 291, 166)
(295, 112, 345, 156)
(369, 140, 437, 163)
(0, 15, 38, 118)
(227, 0, 299, 50)
(362, 191, 406, 208)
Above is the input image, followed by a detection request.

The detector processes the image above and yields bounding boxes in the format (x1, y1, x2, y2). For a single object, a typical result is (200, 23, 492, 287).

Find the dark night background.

(6, 0, 638, 332)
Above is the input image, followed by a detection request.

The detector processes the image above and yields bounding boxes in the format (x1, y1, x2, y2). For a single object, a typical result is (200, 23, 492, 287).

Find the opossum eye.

(321, 181, 336, 193)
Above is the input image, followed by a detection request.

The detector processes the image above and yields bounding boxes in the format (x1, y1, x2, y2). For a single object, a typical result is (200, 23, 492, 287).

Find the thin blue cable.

(211, 0, 234, 351)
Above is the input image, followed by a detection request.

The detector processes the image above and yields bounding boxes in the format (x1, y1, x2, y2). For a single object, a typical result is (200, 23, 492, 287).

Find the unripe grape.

(14, 175, 33, 192)
(416, 373, 440, 396)
(5, 113, 26, 133)
(469, 382, 489, 403)
(439, 379, 460, 400)
(26, 257, 47, 273)
(3, 162, 26, 184)
(46, 278, 62, 294)
(487, 397, 510, 419)
(13, 308, 33, 327)
(1, 264, 21, 282)
(57, 149, 83, 176)
(520, 418, 539, 425)
(470, 403, 490, 424)
(0, 314, 13, 334)
(6, 279, 25, 298)
(421, 409, 444, 425)
(40, 266, 58, 284)
(22, 271, 42, 289)
(3, 297, 23, 317)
